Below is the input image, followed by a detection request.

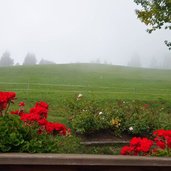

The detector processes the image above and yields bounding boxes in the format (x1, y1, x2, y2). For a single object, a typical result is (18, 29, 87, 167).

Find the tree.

(0, 51, 14, 67)
(134, 0, 171, 49)
(149, 57, 158, 68)
(15, 62, 20, 66)
(23, 53, 37, 65)
(39, 58, 55, 65)
(163, 53, 171, 69)
(127, 54, 142, 68)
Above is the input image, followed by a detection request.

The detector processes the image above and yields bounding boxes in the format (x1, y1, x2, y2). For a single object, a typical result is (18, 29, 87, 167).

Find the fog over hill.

(0, 0, 170, 68)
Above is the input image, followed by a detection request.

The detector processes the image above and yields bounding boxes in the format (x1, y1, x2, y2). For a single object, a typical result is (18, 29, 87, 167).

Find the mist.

(0, 0, 170, 68)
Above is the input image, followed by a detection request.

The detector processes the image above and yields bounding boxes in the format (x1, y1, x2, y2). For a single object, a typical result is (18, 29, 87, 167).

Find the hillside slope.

(0, 63, 171, 101)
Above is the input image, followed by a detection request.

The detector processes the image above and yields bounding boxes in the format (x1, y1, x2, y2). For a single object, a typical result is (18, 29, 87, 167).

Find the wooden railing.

(0, 153, 170, 171)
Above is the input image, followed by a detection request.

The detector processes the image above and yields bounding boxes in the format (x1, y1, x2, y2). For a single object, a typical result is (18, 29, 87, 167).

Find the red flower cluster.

(11, 101, 69, 136)
(121, 129, 171, 156)
(0, 91, 16, 115)
(11, 101, 25, 116)
(121, 137, 153, 156)
(153, 129, 171, 149)
(45, 121, 67, 136)
(19, 101, 25, 106)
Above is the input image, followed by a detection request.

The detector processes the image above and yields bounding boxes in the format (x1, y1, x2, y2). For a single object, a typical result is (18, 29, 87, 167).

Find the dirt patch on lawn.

(78, 132, 132, 145)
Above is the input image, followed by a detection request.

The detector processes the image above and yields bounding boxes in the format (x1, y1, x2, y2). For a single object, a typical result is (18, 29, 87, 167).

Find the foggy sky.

(0, 0, 170, 67)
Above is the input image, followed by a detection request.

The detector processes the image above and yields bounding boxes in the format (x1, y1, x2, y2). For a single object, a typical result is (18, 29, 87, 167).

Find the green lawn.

(1, 63, 171, 122)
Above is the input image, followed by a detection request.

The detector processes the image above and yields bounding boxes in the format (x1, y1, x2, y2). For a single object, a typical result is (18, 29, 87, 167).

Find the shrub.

(22, 134, 81, 153)
(0, 91, 81, 153)
(71, 98, 171, 137)
(0, 114, 31, 152)
(120, 129, 171, 157)
(0, 114, 81, 153)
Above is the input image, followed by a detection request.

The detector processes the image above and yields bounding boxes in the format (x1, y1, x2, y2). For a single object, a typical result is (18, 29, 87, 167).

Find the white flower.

(99, 111, 103, 115)
(77, 93, 83, 100)
(77, 93, 83, 98)
(129, 126, 133, 131)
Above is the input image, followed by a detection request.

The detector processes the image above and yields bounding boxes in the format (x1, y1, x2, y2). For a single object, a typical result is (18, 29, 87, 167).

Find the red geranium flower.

(120, 146, 131, 155)
(19, 102, 25, 106)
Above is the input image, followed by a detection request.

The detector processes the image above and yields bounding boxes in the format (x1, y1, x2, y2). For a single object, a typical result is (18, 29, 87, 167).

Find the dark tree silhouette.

(23, 53, 37, 65)
(0, 51, 14, 67)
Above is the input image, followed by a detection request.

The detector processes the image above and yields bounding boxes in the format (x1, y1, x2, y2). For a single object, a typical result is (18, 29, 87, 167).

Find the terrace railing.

(0, 153, 170, 171)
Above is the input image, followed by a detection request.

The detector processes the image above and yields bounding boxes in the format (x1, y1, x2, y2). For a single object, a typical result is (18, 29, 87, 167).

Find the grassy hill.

(0, 63, 171, 97)
(1, 63, 171, 121)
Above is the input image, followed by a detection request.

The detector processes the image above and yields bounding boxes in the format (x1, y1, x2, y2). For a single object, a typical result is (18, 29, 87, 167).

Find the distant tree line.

(127, 53, 171, 69)
(0, 51, 55, 67)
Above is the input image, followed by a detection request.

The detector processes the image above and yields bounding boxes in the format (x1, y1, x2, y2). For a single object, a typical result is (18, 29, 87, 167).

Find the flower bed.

(121, 130, 171, 156)
(0, 91, 81, 153)
(70, 97, 171, 137)
(0, 91, 171, 157)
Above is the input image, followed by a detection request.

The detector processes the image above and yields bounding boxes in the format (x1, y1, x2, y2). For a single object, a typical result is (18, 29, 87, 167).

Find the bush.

(22, 134, 81, 153)
(0, 114, 81, 153)
(120, 129, 171, 157)
(71, 99, 171, 137)
(0, 114, 30, 152)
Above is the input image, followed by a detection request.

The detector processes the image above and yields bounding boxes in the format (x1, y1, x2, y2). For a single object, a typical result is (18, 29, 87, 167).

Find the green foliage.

(134, 0, 171, 31)
(72, 110, 97, 134)
(71, 99, 171, 137)
(71, 98, 122, 135)
(0, 115, 30, 152)
(152, 149, 171, 157)
(0, 114, 81, 153)
(134, 0, 171, 49)
(22, 134, 81, 153)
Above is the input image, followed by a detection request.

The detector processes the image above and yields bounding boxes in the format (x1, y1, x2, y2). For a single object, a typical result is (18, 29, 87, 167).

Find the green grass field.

(1, 63, 171, 122)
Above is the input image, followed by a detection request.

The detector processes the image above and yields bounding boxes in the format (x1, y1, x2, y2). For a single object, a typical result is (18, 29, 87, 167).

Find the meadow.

(0, 63, 171, 123)
(1, 63, 171, 155)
